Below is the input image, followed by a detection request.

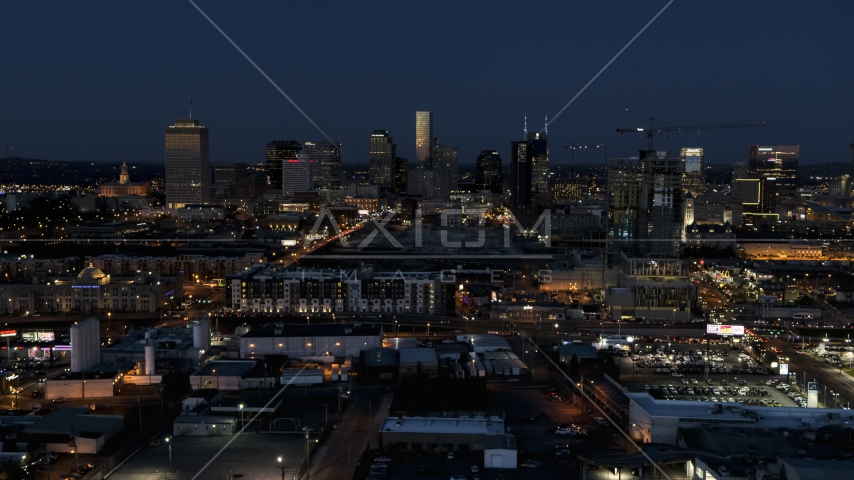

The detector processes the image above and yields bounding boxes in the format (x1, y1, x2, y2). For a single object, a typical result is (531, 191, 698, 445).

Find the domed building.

(0, 265, 179, 315)
(98, 162, 151, 197)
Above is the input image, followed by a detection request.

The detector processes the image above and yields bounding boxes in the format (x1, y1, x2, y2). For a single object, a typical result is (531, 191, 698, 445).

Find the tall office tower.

(432, 139, 458, 200)
(407, 167, 434, 198)
(510, 139, 533, 211)
(165, 119, 210, 208)
(213, 163, 247, 196)
(528, 122, 550, 203)
(731, 162, 749, 182)
(747, 145, 799, 200)
(475, 149, 503, 194)
(302, 141, 341, 188)
(266, 140, 302, 189)
(680, 147, 705, 196)
(639, 152, 684, 256)
(415, 111, 433, 169)
(607, 158, 643, 254)
(369, 130, 396, 187)
(282, 157, 311, 195)
(394, 157, 408, 195)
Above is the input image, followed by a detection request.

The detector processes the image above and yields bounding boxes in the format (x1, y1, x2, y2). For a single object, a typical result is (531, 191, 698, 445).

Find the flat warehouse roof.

(380, 416, 504, 435)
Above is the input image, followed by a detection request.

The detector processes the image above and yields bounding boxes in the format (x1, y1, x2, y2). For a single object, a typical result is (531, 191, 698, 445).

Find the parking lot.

(619, 345, 804, 407)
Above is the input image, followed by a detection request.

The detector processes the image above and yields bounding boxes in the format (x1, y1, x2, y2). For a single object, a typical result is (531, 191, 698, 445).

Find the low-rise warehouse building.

(24, 407, 124, 453)
(173, 415, 236, 436)
(379, 416, 505, 452)
(239, 323, 383, 358)
(45, 371, 121, 400)
(398, 348, 439, 379)
(483, 434, 517, 469)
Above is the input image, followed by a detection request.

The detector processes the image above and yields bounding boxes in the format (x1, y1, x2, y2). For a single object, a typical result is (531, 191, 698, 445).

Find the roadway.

(771, 337, 854, 408)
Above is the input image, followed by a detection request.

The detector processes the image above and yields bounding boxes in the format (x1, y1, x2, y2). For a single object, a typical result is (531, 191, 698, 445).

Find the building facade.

(748, 145, 799, 201)
(680, 147, 705, 196)
(165, 119, 210, 208)
(432, 140, 458, 200)
(225, 267, 454, 315)
(369, 130, 396, 188)
(266, 140, 302, 190)
(282, 158, 311, 195)
(475, 149, 502, 194)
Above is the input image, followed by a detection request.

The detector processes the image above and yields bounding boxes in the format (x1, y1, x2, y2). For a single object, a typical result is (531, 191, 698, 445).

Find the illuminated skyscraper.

(475, 149, 503, 194)
(394, 157, 408, 195)
(369, 130, 396, 187)
(303, 141, 341, 188)
(680, 147, 705, 196)
(510, 140, 532, 210)
(282, 157, 311, 195)
(432, 139, 458, 200)
(415, 111, 433, 168)
(529, 120, 550, 203)
(266, 141, 302, 190)
(165, 118, 209, 209)
(747, 145, 799, 200)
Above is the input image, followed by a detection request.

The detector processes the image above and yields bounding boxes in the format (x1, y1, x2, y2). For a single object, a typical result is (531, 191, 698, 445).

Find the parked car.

(520, 460, 542, 468)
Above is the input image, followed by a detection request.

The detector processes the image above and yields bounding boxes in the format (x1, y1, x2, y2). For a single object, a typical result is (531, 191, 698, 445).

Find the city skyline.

(1, 2, 853, 166)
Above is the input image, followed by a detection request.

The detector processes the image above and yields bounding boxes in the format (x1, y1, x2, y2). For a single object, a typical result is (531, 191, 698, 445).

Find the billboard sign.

(22, 332, 55, 342)
(779, 363, 789, 375)
(706, 324, 744, 336)
(807, 382, 819, 408)
(0, 330, 16, 337)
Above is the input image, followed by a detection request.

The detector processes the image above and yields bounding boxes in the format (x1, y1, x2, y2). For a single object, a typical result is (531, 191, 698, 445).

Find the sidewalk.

(307, 388, 393, 480)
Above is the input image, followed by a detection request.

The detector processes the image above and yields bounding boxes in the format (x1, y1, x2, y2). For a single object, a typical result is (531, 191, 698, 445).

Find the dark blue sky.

(2, 1, 853, 167)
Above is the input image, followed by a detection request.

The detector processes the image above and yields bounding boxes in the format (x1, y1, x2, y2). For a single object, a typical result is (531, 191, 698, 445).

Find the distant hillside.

(0, 157, 164, 187)
(798, 162, 852, 180)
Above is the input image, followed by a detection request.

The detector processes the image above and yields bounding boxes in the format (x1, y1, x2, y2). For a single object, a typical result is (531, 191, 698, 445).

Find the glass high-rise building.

(680, 147, 705, 196)
(415, 111, 433, 168)
(302, 141, 341, 189)
(165, 118, 210, 209)
(432, 139, 458, 200)
(528, 131, 550, 203)
(282, 157, 311, 195)
(266, 140, 302, 189)
(394, 157, 408, 195)
(510, 140, 532, 210)
(369, 130, 396, 188)
(747, 145, 799, 200)
(475, 149, 503, 194)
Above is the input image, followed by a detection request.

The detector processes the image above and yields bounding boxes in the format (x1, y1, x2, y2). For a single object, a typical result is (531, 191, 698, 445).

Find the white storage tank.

(145, 344, 155, 375)
(70, 324, 84, 372)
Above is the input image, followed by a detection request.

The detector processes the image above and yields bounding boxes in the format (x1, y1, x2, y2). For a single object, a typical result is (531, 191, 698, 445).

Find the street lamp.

(276, 456, 287, 480)
(427, 323, 430, 335)
(239, 404, 244, 430)
(165, 436, 172, 471)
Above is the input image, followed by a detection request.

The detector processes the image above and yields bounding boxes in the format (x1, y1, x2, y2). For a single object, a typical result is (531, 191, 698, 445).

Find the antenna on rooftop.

(189, 98, 193, 118)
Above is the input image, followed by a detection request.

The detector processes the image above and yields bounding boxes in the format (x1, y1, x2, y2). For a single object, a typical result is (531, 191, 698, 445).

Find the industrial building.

(483, 435, 517, 469)
(24, 407, 124, 454)
(238, 323, 383, 359)
(44, 370, 121, 400)
(105, 320, 211, 386)
(190, 360, 268, 391)
(173, 415, 236, 436)
(379, 415, 506, 453)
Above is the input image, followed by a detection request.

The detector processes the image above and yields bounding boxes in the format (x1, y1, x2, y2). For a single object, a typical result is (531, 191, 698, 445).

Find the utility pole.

(302, 427, 313, 480)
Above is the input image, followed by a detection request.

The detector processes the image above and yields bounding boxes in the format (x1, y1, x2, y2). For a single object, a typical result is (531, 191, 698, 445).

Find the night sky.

(2, 1, 853, 168)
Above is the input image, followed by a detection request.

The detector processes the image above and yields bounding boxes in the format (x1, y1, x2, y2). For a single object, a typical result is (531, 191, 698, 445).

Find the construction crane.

(616, 117, 766, 151)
